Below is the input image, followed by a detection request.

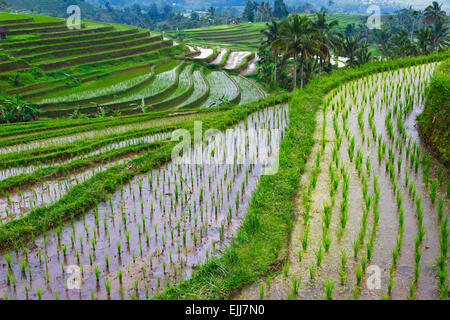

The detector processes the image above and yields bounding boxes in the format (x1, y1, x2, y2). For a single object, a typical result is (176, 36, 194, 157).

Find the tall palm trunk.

(293, 53, 298, 91)
(273, 49, 278, 82)
(299, 53, 305, 89)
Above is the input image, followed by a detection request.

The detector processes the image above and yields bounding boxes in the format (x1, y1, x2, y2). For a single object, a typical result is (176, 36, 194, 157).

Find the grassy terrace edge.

(153, 50, 450, 300)
(417, 58, 450, 166)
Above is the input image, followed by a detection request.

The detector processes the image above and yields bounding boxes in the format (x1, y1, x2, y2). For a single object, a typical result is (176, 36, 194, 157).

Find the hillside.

(0, 11, 266, 118)
(174, 13, 366, 51)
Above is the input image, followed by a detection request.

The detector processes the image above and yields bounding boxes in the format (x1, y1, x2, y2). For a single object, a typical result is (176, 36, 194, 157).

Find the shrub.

(417, 59, 450, 165)
(0, 93, 40, 123)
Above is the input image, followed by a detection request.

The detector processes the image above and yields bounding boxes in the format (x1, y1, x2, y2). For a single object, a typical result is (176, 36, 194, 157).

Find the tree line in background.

(243, 0, 289, 22)
(258, 1, 449, 91)
(0, 0, 179, 29)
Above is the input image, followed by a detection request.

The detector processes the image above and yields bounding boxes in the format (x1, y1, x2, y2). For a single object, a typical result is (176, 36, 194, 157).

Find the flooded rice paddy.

(0, 104, 289, 300)
(238, 63, 449, 300)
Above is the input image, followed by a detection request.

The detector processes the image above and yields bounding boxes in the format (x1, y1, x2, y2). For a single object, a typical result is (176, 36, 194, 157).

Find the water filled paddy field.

(0, 105, 289, 300)
(237, 64, 449, 300)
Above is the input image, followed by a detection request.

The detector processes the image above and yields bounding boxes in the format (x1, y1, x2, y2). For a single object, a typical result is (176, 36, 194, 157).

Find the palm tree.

(389, 30, 417, 58)
(430, 20, 450, 52)
(374, 27, 392, 57)
(424, 1, 446, 25)
(341, 36, 359, 67)
(272, 14, 320, 90)
(312, 11, 342, 69)
(264, 2, 273, 21)
(260, 20, 280, 82)
(355, 42, 373, 66)
(416, 27, 432, 54)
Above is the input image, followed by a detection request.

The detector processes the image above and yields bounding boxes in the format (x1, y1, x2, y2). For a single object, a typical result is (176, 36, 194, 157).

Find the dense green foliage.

(417, 59, 450, 165)
(0, 92, 39, 123)
(258, 3, 449, 91)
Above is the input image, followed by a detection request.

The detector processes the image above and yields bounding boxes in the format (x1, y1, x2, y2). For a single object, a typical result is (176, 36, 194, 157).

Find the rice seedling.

(259, 283, 264, 300)
(36, 288, 42, 300)
(355, 267, 362, 287)
(283, 259, 290, 277)
(353, 239, 359, 259)
(406, 280, 416, 300)
(315, 246, 323, 267)
(309, 265, 316, 280)
(322, 232, 332, 253)
(429, 180, 437, 205)
(104, 279, 111, 298)
(291, 275, 300, 296)
(323, 278, 334, 300)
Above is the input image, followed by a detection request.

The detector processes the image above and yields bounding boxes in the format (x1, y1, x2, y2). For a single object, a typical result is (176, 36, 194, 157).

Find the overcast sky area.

(365, 0, 450, 10)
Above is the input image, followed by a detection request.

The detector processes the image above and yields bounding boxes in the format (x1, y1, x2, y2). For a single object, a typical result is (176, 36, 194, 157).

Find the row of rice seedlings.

(0, 132, 170, 180)
(200, 71, 239, 109)
(0, 155, 138, 223)
(382, 66, 430, 298)
(0, 105, 289, 300)
(375, 64, 447, 299)
(159, 64, 193, 102)
(232, 75, 264, 104)
(0, 112, 202, 156)
(330, 73, 391, 299)
(391, 107, 448, 299)
(175, 70, 208, 109)
(378, 137, 405, 299)
(326, 64, 440, 300)
(350, 144, 377, 299)
(36, 67, 154, 104)
(101, 63, 181, 106)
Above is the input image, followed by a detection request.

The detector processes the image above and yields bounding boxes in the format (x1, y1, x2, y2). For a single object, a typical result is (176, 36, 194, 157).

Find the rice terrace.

(0, 0, 448, 305)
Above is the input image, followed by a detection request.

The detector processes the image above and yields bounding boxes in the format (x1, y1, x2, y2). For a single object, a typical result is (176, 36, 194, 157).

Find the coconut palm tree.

(389, 30, 417, 58)
(341, 36, 359, 67)
(430, 20, 450, 51)
(260, 20, 280, 82)
(312, 11, 342, 69)
(272, 14, 320, 90)
(424, 1, 447, 25)
(355, 41, 373, 66)
(416, 27, 433, 54)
